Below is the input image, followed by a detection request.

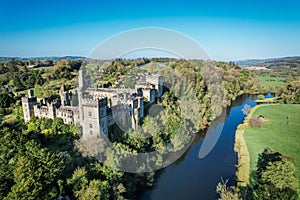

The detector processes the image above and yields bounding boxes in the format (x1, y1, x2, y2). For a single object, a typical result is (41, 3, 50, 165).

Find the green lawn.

(18, 78, 75, 98)
(18, 87, 44, 97)
(259, 75, 285, 87)
(139, 62, 166, 72)
(30, 66, 54, 71)
(244, 104, 300, 182)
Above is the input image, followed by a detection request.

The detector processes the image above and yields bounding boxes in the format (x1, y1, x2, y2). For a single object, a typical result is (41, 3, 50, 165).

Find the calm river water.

(140, 94, 259, 200)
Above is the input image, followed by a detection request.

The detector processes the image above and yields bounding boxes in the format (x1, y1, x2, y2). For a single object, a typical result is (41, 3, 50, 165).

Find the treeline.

(165, 60, 262, 128)
(217, 149, 298, 200)
(216, 62, 263, 101)
(0, 59, 82, 89)
(275, 78, 300, 104)
(52, 59, 82, 79)
(0, 118, 154, 200)
(12, 70, 44, 91)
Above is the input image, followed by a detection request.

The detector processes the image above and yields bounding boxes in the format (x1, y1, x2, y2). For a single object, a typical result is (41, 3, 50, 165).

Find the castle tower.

(21, 89, 37, 122)
(146, 75, 163, 98)
(81, 97, 108, 140)
(59, 85, 70, 106)
(132, 97, 144, 128)
(47, 101, 57, 119)
(138, 96, 144, 119)
(77, 70, 85, 124)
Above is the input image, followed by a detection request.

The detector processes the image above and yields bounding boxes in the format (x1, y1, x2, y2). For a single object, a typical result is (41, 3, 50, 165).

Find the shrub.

(257, 94, 265, 100)
(237, 124, 247, 130)
(248, 116, 262, 128)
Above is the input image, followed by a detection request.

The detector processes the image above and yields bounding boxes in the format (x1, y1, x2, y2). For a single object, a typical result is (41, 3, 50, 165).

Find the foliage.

(257, 94, 264, 100)
(53, 59, 82, 79)
(0, 117, 155, 199)
(253, 149, 299, 200)
(276, 79, 300, 104)
(237, 123, 247, 130)
(248, 116, 262, 128)
(5, 141, 65, 200)
(216, 179, 241, 200)
(0, 89, 14, 109)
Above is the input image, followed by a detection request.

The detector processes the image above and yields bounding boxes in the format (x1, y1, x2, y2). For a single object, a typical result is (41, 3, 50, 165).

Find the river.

(140, 94, 259, 200)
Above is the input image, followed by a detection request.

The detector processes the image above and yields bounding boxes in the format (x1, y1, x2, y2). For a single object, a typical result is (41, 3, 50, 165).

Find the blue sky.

(1, 0, 300, 61)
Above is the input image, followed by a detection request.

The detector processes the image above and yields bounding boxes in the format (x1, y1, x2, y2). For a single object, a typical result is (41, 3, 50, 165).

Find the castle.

(22, 70, 163, 140)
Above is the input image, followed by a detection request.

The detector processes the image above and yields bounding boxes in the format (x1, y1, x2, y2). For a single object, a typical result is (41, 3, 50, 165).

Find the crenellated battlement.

(82, 96, 107, 107)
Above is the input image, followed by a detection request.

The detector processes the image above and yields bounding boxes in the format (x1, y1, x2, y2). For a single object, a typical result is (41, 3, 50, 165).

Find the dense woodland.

(0, 58, 299, 199)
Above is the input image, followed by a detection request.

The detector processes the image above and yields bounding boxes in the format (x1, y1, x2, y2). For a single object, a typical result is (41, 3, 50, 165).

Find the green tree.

(69, 167, 111, 200)
(257, 94, 265, 100)
(216, 180, 240, 200)
(254, 149, 299, 200)
(0, 90, 14, 108)
(5, 141, 65, 200)
(13, 74, 25, 91)
(0, 128, 25, 198)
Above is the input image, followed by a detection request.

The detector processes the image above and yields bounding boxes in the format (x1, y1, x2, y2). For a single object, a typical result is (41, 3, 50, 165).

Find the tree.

(216, 179, 240, 200)
(248, 116, 262, 128)
(13, 73, 25, 91)
(5, 141, 65, 200)
(0, 128, 24, 199)
(52, 118, 64, 134)
(0, 90, 14, 108)
(69, 167, 110, 200)
(253, 149, 299, 200)
(6, 59, 20, 73)
(44, 60, 54, 66)
(257, 94, 265, 100)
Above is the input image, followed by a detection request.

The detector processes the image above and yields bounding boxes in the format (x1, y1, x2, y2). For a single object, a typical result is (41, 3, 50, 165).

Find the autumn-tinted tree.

(216, 180, 240, 200)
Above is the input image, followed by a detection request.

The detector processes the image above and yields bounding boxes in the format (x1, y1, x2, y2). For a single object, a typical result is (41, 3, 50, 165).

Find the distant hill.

(0, 56, 86, 63)
(236, 56, 300, 69)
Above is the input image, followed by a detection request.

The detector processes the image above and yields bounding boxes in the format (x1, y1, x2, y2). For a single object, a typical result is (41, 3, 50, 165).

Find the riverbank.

(234, 104, 266, 186)
(234, 104, 300, 187)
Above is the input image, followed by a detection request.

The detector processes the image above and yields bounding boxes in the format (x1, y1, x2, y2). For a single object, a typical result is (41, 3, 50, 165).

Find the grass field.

(259, 75, 285, 87)
(18, 78, 75, 98)
(243, 104, 300, 182)
(139, 62, 166, 72)
(30, 66, 54, 71)
(18, 87, 44, 97)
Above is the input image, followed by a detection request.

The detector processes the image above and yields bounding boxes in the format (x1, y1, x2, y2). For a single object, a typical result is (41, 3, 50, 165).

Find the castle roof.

(57, 106, 78, 113)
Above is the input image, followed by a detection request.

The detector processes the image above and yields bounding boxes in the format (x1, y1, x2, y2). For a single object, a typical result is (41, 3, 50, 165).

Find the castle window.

(90, 130, 93, 135)
(89, 124, 93, 128)
(88, 111, 92, 116)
